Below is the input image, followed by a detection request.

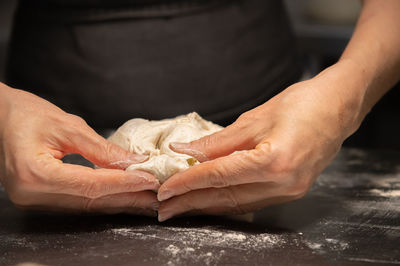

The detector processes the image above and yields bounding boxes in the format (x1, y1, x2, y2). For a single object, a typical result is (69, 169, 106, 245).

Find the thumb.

(170, 123, 256, 162)
(63, 127, 147, 170)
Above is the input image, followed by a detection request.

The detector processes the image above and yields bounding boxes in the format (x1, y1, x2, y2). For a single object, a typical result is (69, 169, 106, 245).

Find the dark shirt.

(6, 0, 301, 128)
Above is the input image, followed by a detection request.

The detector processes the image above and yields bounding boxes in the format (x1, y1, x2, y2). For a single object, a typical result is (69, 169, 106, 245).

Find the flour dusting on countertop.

(368, 189, 400, 198)
(109, 225, 286, 265)
(304, 238, 349, 254)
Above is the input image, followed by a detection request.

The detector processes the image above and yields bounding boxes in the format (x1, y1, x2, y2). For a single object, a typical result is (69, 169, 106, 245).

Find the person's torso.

(6, 0, 301, 128)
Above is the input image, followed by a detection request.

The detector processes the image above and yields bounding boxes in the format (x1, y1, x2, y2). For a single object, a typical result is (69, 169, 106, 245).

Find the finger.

(158, 142, 272, 201)
(36, 156, 160, 198)
(61, 119, 148, 169)
(169, 122, 257, 162)
(17, 191, 159, 216)
(158, 182, 292, 222)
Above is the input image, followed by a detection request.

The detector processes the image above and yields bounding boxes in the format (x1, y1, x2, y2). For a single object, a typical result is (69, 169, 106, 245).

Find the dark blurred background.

(0, 0, 399, 151)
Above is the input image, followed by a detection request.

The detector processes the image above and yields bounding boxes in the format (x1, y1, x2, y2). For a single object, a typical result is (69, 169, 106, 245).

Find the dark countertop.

(1, 148, 400, 266)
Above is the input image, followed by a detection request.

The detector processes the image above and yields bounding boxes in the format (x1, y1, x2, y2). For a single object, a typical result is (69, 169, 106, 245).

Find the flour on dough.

(108, 112, 223, 182)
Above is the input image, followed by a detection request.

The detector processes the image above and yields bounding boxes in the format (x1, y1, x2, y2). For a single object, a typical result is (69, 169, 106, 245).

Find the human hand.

(0, 85, 160, 216)
(157, 61, 364, 221)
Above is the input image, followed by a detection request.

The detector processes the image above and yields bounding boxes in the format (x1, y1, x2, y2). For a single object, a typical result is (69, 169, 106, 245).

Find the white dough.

(108, 112, 223, 182)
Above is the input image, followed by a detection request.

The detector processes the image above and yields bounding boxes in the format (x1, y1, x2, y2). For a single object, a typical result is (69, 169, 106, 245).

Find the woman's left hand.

(157, 61, 364, 222)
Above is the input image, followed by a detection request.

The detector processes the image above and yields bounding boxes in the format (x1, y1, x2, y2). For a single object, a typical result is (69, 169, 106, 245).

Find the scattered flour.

(110, 228, 140, 237)
(165, 245, 180, 256)
(109, 226, 286, 265)
(325, 238, 349, 251)
(305, 241, 323, 251)
(368, 189, 400, 198)
(110, 226, 284, 249)
(305, 238, 349, 254)
(0, 235, 38, 251)
(224, 233, 247, 241)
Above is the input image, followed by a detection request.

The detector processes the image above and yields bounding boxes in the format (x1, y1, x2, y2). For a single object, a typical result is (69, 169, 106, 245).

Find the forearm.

(339, 0, 400, 121)
(310, 0, 400, 139)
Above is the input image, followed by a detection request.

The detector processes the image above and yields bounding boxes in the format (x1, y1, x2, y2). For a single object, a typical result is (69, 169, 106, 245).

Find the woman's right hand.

(0, 84, 160, 216)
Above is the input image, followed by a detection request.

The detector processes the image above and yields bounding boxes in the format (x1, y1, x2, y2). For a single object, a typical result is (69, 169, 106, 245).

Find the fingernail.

(170, 142, 189, 150)
(109, 155, 148, 169)
(158, 190, 174, 201)
(158, 212, 173, 222)
(170, 143, 209, 162)
(132, 154, 149, 163)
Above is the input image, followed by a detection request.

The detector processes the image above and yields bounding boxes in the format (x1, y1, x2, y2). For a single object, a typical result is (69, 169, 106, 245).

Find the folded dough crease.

(108, 112, 223, 182)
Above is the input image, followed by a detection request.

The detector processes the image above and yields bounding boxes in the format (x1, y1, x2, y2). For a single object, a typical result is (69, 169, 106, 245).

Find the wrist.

(0, 83, 11, 124)
(311, 59, 370, 139)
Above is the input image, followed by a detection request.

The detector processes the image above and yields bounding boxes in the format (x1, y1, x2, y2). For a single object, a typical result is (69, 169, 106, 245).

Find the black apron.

(6, 0, 302, 128)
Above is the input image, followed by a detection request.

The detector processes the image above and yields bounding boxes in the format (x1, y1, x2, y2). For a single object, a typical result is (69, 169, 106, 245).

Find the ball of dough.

(108, 112, 223, 182)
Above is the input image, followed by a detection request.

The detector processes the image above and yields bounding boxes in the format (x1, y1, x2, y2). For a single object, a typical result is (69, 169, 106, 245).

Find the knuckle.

(68, 114, 88, 127)
(267, 147, 297, 176)
(284, 177, 311, 199)
(271, 160, 296, 175)
(105, 141, 118, 155)
(192, 135, 217, 160)
(66, 114, 91, 137)
(236, 109, 263, 124)
(208, 165, 229, 188)
(200, 135, 215, 151)
(262, 143, 310, 199)
(81, 181, 102, 199)
(233, 115, 252, 133)
(236, 111, 252, 122)
(102, 141, 118, 162)
(217, 188, 239, 209)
